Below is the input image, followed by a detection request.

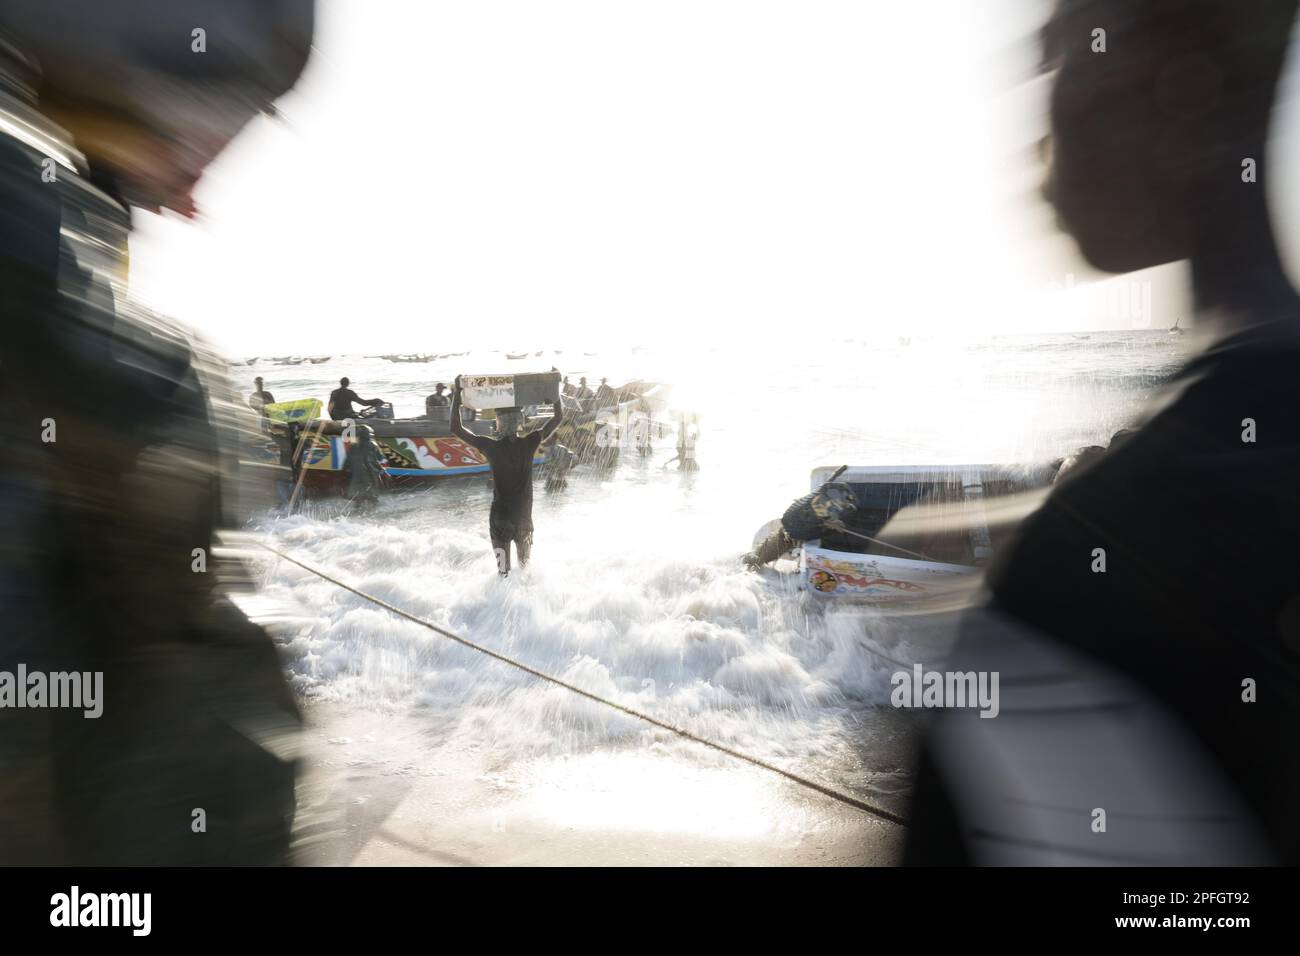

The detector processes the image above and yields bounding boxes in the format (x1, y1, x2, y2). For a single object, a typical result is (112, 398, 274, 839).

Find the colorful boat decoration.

(258, 382, 672, 492)
(264, 397, 322, 424)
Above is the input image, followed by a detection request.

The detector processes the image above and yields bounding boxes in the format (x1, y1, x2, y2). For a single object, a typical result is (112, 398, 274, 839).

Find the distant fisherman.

(249, 376, 275, 416)
(450, 378, 565, 575)
(543, 439, 577, 491)
(424, 383, 449, 415)
(593, 377, 616, 408)
(328, 377, 385, 420)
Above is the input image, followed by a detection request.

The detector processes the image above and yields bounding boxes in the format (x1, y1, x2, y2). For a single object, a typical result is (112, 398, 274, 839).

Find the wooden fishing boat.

(757, 463, 1056, 602)
(257, 381, 670, 492)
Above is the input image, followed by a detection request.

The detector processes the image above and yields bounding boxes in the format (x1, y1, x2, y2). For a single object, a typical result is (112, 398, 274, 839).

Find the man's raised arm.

(540, 390, 566, 442)
(451, 378, 491, 449)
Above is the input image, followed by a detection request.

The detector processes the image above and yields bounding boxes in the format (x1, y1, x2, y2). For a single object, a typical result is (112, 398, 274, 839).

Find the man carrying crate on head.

(451, 374, 565, 575)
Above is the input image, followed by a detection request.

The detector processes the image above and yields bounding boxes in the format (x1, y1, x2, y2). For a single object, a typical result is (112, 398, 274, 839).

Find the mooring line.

(259, 542, 908, 827)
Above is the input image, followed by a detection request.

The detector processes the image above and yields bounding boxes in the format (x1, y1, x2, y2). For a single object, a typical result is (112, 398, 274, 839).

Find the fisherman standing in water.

(249, 376, 276, 416)
(346, 423, 386, 512)
(450, 377, 565, 575)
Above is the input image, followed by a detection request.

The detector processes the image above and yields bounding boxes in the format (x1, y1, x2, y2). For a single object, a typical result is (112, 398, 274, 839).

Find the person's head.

(600, 377, 608, 385)
(1041, 0, 1299, 274)
(340, 377, 350, 388)
(254, 376, 263, 388)
(434, 383, 446, 394)
(2, 0, 315, 217)
(579, 376, 588, 385)
(811, 482, 857, 523)
(496, 408, 523, 437)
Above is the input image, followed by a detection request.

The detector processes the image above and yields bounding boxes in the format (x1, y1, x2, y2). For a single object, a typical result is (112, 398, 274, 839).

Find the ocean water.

(245, 330, 1194, 815)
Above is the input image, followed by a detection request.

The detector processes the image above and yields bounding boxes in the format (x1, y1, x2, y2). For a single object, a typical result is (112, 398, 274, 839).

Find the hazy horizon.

(126, 0, 1212, 355)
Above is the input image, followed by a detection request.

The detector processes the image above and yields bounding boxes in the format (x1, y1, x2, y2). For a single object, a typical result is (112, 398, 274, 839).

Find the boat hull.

(762, 463, 1055, 603)
(801, 546, 977, 600)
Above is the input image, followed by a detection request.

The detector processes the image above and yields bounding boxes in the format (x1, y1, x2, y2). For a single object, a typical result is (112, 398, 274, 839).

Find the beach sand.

(289, 702, 910, 866)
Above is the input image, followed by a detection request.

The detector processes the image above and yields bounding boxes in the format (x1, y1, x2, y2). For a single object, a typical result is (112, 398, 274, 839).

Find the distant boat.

(506, 352, 528, 360)
(1169, 317, 1185, 335)
(1072, 334, 1090, 341)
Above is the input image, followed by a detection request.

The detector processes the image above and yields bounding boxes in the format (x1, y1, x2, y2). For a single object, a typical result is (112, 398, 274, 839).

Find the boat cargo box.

(460, 371, 561, 410)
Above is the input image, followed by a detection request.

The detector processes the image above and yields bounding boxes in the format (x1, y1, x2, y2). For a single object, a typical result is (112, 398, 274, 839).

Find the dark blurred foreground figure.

(450, 379, 564, 575)
(0, 0, 314, 864)
(906, 0, 1300, 864)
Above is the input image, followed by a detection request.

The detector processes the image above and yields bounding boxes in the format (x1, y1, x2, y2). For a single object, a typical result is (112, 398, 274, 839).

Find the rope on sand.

(259, 542, 908, 828)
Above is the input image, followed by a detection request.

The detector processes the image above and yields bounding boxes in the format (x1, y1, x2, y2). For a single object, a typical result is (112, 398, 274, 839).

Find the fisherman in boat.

(424, 383, 450, 416)
(743, 481, 859, 569)
(450, 379, 565, 575)
(593, 377, 616, 408)
(562, 375, 576, 397)
(249, 376, 276, 416)
(328, 376, 386, 420)
(346, 423, 386, 511)
(575, 376, 595, 404)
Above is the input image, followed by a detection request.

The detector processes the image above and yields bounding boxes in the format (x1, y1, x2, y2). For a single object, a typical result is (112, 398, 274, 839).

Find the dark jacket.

(0, 81, 299, 864)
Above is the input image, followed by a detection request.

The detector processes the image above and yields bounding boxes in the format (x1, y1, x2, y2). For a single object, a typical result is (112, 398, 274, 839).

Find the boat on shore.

(757, 463, 1055, 602)
(259, 382, 671, 493)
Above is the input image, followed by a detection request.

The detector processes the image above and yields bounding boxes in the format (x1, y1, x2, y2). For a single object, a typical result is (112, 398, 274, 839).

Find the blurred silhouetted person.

(450, 379, 564, 575)
(906, 0, 1300, 865)
(249, 376, 275, 416)
(0, 0, 314, 864)
(328, 376, 385, 420)
(346, 423, 385, 511)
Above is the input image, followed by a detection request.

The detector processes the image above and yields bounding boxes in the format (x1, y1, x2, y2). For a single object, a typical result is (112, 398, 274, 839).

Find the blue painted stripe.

(384, 465, 492, 477)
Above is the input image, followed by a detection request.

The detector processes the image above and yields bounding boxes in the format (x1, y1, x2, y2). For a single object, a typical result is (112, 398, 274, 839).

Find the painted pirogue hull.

(802, 548, 977, 601)
(292, 418, 536, 486)
(258, 384, 671, 492)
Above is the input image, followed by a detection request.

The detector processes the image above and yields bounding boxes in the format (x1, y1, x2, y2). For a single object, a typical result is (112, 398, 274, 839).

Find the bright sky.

(128, 0, 1196, 356)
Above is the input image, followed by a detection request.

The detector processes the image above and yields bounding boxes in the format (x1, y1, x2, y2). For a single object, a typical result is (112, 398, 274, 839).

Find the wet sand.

(289, 703, 910, 866)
